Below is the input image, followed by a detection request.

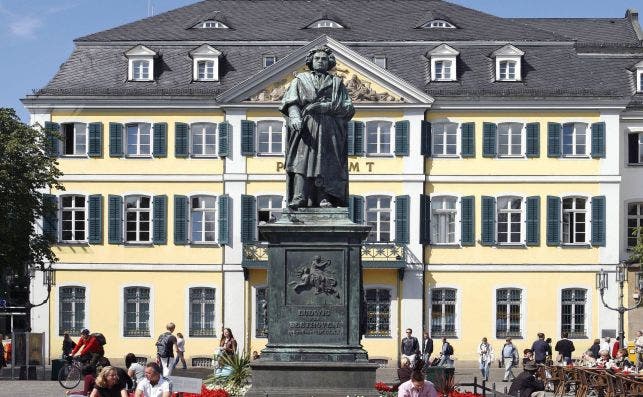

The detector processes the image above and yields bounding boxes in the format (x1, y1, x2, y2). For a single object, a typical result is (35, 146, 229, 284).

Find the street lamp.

(27, 264, 56, 308)
(596, 262, 643, 344)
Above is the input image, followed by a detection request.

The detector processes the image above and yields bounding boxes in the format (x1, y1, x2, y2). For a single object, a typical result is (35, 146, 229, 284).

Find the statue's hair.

(305, 46, 336, 71)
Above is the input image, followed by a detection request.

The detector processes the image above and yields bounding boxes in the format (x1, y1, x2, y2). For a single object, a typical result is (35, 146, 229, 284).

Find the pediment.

(427, 44, 460, 57)
(190, 44, 221, 57)
(125, 45, 156, 57)
(635, 60, 643, 69)
(492, 44, 524, 57)
(219, 35, 433, 105)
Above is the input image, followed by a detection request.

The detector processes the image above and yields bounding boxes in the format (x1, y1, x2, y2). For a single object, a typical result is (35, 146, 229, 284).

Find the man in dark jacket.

(422, 331, 433, 363)
(555, 332, 575, 364)
(531, 333, 548, 364)
(401, 328, 420, 367)
(508, 363, 545, 397)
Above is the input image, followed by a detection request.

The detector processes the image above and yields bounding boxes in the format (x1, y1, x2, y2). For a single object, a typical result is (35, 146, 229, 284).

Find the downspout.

(397, 269, 402, 366)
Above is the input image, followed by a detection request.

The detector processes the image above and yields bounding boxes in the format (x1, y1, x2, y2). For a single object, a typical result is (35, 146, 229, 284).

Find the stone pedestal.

(246, 208, 378, 397)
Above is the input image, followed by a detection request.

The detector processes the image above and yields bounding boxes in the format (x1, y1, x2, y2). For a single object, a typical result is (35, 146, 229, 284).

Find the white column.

(223, 268, 246, 354)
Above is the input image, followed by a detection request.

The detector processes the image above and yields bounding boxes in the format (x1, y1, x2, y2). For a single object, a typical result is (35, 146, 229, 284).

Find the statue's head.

(305, 46, 336, 72)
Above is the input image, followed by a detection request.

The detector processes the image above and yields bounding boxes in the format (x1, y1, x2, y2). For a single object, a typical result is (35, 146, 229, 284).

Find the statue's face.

(312, 51, 330, 72)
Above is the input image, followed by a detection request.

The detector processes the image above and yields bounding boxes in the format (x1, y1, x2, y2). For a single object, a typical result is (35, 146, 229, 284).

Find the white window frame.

(432, 58, 455, 81)
(429, 287, 459, 338)
(124, 195, 152, 244)
(422, 20, 456, 29)
(372, 56, 387, 69)
(562, 196, 588, 245)
(189, 195, 217, 244)
(196, 60, 216, 81)
(560, 288, 588, 338)
(263, 55, 277, 68)
(190, 122, 218, 157)
(430, 195, 459, 245)
(58, 285, 87, 336)
(495, 287, 523, 339)
(365, 195, 393, 243)
(365, 120, 393, 156)
(60, 122, 87, 156)
(496, 196, 524, 245)
(122, 285, 152, 338)
(199, 20, 228, 29)
(125, 123, 152, 157)
(125, 45, 156, 82)
(59, 194, 88, 243)
(431, 122, 459, 157)
(190, 44, 221, 82)
(627, 131, 643, 165)
(257, 195, 284, 240)
(498, 60, 517, 81)
(636, 64, 643, 93)
(188, 287, 217, 337)
(497, 122, 524, 157)
(307, 19, 343, 28)
(364, 287, 392, 338)
(562, 122, 589, 157)
(627, 202, 643, 249)
(256, 120, 284, 155)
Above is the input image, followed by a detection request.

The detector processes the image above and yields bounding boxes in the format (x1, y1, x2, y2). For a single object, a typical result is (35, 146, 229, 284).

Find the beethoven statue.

(279, 46, 355, 209)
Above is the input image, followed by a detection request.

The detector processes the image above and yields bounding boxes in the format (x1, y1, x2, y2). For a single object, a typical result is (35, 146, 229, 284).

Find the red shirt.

(71, 336, 102, 355)
(612, 341, 620, 358)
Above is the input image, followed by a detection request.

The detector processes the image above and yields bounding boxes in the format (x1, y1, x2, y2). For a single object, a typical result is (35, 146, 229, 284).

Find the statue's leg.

(288, 174, 307, 209)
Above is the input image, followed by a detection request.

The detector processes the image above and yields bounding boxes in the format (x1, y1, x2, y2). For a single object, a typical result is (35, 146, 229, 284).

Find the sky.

(0, 0, 640, 122)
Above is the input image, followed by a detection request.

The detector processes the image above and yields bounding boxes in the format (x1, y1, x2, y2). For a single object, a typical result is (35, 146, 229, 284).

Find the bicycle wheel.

(58, 363, 82, 389)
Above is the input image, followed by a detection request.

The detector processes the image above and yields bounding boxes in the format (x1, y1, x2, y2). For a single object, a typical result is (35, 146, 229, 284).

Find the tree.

(0, 108, 63, 310)
(630, 226, 643, 265)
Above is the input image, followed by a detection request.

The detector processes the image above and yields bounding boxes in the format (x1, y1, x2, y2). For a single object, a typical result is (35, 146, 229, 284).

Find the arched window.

(307, 19, 343, 28)
(496, 288, 522, 338)
(365, 288, 391, 337)
(189, 287, 216, 337)
(430, 288, 456, 337)
(561, 288, 587, 338)
(59, 286, 86, 335)
(123, 286, 150, 337)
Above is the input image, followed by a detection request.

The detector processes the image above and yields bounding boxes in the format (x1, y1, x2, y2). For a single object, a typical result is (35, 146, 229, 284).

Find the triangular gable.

(125, 45, 156, 57)
(219, 35, 433, 104)
(492, 44, 525, 57)
(189, 44, 221, 57)
(427, 44, 460, 57)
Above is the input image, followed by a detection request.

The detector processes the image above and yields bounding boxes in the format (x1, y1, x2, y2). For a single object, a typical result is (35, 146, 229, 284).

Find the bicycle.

(58, 355, 83, 389)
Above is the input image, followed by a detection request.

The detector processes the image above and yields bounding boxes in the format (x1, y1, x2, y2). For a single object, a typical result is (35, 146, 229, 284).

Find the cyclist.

(71, 329, 104, 368)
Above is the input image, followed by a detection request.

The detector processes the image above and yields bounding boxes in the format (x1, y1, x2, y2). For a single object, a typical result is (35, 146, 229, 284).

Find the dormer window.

(263, 55, 277, 68)
(125, 45, 156, 82)
(373, 56, 387, 69)
(636, 61, 643, 93)
(427, 44, 459, 82)
(493, 44, 524, 82)
(199, 20, 228, 29)
(308, 19, 343, 28)
(422, 19, 456, 29)
(190, 44, 221, 82)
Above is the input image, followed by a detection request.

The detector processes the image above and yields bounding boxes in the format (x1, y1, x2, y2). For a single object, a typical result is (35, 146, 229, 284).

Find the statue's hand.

(305, 102, 330, 114)
(290, 117, 302, 132)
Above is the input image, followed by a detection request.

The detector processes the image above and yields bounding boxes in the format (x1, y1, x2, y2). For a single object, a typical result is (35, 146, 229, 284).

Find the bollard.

(474, 376, 478, 395)
(492, 382, 496, 397)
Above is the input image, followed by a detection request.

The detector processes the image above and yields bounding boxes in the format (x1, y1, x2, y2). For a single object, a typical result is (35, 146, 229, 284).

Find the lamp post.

(596, 262, 643, 344)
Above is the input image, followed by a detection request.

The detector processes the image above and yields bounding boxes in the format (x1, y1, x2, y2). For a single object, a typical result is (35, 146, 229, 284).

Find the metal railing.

(242, 242, 407, 265)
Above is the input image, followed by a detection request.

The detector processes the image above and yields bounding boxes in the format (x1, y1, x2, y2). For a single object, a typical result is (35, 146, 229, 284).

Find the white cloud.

(8, 16, 42, 38)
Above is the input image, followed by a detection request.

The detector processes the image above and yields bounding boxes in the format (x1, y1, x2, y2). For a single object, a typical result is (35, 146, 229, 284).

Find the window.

(132, 60, 151, 81)
(124, 287, 150, 337)
(434, 60, 453, 81)
(257, 196, 283, 240)
(366, 196, 391, 242)
(496, 288, 521, 338)
(430, 288, 456, 337)
(197, 60, 215, 81)
(493, 45, 523, 82)
(628, 132, 643, 165)
(561, 288, 586, 338)
(199, 20, 228, 29)
(256, 287, 268, 337)
(366, 121, 392, 155)
(191, 196, 216, 243)
(497, 196, 522, 244)
(421, 20, 456, 29)
(125, 195, 151, 243)
(257, 120, 283, 155)
(126, 123, 151, 156)
(263, 56, 277, 68)
(190, 44, 221, 82)
(125, 45, 156, 82)
(637, 67, 643, 93)
(432, 122, 458, 156)
(59, 286, 85, 335)
(61, 123, 87, 155)
(365, 288, 391, 337)
(189, 287, 216, 337)
(431, 196, 457, 244)
(191, 123, 217, 156)
(498, 123, 523, 156)
(562, 123, 588, 156)
(428, 44, 459, 82)
(61, 195, 86, 242)
(627, 203, 643, 248)
(562, 197, 587, 244)
(373, 56, 387, 69)
(307, 19, 343, 28)
(498, 61, 516, 81)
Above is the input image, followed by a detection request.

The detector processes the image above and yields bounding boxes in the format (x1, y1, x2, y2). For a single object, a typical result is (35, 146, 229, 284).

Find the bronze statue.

(279, 46, 355, 209)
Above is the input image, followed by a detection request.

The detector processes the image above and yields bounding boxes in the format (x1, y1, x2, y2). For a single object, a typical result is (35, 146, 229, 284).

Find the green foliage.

(0, 108, 63, 303)
(205, 353, 251, 395)
(630, 226, 643, 264)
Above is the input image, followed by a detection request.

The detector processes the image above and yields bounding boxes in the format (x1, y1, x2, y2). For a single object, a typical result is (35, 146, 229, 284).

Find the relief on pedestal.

(286, 253, 344, 306)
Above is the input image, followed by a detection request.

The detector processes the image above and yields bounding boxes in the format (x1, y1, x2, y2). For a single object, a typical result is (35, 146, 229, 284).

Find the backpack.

(155, 332, 173, 357)
(91, 333, 107, 346)
(445, 343, 454, 356)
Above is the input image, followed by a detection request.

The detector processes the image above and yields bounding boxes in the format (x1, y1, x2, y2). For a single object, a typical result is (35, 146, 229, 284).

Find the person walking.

(508, 363, 545, 397)
(635, 330, 643, 369)
(531, 333, 548, 364)
(501, 338, 519, 382)
(555, 332, 575, 364)
(421, 331, 433, 364)
(438, 337, 454, 367)
(589, 338, 601, 362)
(477, 337, 494, 382)
(155, 322, 178, 377)
(401, 328, 420, 367)
(174, 332, 187, 370)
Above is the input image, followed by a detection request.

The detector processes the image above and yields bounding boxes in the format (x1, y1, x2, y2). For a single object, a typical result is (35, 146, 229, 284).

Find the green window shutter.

(109, 123, 123, 157)
(153, 123, 167, 157)
(42, 194, 58, 242)
(481, 196, 496, 246)
(591, 122, 606, 158)
(349, 195, 364, 224)
(88, 194, 103, 244)
(420, 194, 430, 244)
(241, 120, 256, 156)
(526, 123, 540, 158)
(546, 196, 561, 246)
(108, 195, 123, 244)
(88, 122, 103, 157)
(591, 196, 606, 246)
(174, 123, 189, 158)
(394, 120, 410, 156)
(461, 122, 476, 158)
(421, 121, 432, 157)
(152, 195, 167, 244)
(395, 195, 410, 244)
(482, 123, 497, 157)
(354, 121, 365, 156)
(347, 121, 355, 155)
(218, 195, 230, 245)
(44, 122, 60, 157)
(241, 195, 257, 243)
(174, 195, 189, 245)
(526, 196, 540, 246)
(218, 122, 230, 157)
(460, 196, 475, 246)
(547, 123, 562, 158)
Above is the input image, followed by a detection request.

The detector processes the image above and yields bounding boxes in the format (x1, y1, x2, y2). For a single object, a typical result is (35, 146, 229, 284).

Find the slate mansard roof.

(30, 0, 643, 102)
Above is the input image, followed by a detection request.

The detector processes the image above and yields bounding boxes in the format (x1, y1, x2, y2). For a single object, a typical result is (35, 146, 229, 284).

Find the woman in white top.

(174, 332, 187, 370)
(125, 353, 145, 385)
(477, 337, 495, 382)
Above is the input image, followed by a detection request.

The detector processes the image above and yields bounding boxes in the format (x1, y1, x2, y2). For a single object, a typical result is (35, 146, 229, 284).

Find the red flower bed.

(180, 384, 229, 397)
(375, 381, 392, 392)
